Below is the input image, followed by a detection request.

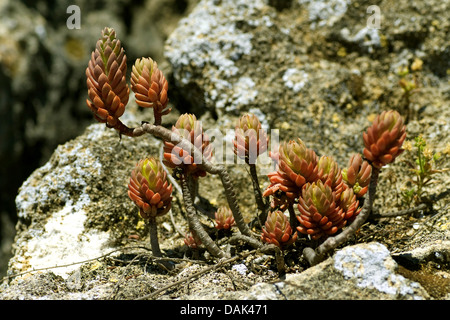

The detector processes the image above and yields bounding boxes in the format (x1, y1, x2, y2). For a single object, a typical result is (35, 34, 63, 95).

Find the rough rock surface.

(0, 0, 198, 276)
(1, 0, 449, 300)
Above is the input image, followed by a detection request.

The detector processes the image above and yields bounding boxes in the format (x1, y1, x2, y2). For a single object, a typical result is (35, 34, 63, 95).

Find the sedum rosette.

(163, 113, 213, 178)
(86, 27, 130, 134)
(296, 180, 346, 240)
(363, 110, 406, 168)
(263, 138, 319, 205)
(184, 230, 202, 250)
(214, 206, 235, 230)
(233, 113, 268, 164)
(342, 153, 372, 198)
(317, 155, 345, 199)
(128, 157, 173, 219)
(338, 186, 362, 222)
(261, 210, 298, 249)
(131, 57, 170, 125)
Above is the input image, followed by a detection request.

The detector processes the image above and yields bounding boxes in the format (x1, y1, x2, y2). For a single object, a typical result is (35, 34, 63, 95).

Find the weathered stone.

(1, 0, 449, 300)
(0, 0, 198, 275)
(6, 105, 164, 279)
(235, 243, 430, 300)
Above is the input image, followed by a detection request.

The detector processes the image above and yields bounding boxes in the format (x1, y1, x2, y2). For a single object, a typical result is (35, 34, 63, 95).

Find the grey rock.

(1, 0, 449, 300)
(6, 105, 162, 280)
(182, 243, 430, 300)
(0, 0, 197, 276)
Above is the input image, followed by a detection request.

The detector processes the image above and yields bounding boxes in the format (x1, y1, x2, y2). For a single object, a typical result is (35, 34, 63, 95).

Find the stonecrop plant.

(85, 27, 411, 269)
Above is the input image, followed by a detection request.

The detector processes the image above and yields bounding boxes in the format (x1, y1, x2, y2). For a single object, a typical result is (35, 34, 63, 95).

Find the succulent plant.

(263, 139, 319, 203)
(163, 113, 213, 178)
(363, 110, 406, 168)
(184, 230, 202, 250)
(214, 206, 235, 230)
(233, 113, 268, 164)
(261, 210, 298, 249)
(131, 57, 170, 125)
(128, 157, 173, 219)
(342, 153, 372, 198)
(278, 139, 320, 186)
(263, 171, 298, 210)
(296, 181, 346, 240)
(86, 27, 130, 134)
(317, 155, 344, 199)
(338, 186, 362, 221)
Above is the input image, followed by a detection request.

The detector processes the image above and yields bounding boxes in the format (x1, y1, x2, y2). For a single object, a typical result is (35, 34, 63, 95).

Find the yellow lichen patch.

(136, 220, 146, 230)
(89, 260, 102, 272)
(64, 37, 85, 61)
(367, 113, 377, 123)
(281, 121, 290, 130)
(337, 47, 347, 57)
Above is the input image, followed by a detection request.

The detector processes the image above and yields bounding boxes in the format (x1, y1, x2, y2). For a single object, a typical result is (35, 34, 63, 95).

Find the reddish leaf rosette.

(86, 27, 130, 134)
(214, 206, 235, 230)
(184, 230, 202, 250)
(261, 210, 298, 249)
(363, 110, 406, 168)
(342, 153, 372, 198)
(263, 139, 319, 205)
(338, 186, 362, 222)
(233, 113, 268, 164)
(163, 114, 213, 178)
(128, 157, 173, 219)
(317, 155, 345, 200)
(296, 180, 346, 240)
(131, 57, 170, 124)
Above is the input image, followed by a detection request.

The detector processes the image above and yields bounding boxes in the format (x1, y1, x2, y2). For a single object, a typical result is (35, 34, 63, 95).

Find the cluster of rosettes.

(262, 109, 406, 241)
(163, 113, 213, 178)
(87, 28, 407, 251)
(86, 27, 171, 132)
(263, 138, 320, 210)
(296, 180, 359, 240)
(128, 157, 173, 219)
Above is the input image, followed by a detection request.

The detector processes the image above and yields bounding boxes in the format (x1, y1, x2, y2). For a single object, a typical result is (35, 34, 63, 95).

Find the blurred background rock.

(0, 0, 197, 277)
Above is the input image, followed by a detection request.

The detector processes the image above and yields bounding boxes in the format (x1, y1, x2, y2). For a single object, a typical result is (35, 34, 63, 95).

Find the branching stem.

(370, 203, 428, 218)
(180, 172, 227, 259)
(135, 123, 253, 237)
(249, 163, 269, 225)
(148, 217, 162, 257)
(288, 203, 297, 230)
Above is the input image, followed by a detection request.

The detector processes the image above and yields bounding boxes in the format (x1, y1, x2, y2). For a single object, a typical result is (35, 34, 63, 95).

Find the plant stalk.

(180, 173, 227, 259)
(136, 123, 253, 237)
(148, 217, 162, 257)
(249, 163, 269, 225)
